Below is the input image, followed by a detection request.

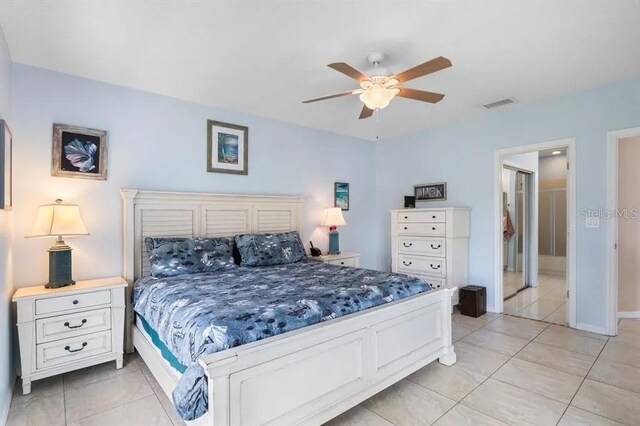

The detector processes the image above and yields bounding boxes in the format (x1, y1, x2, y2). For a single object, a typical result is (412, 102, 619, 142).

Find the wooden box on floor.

(459, 285, 487, 318)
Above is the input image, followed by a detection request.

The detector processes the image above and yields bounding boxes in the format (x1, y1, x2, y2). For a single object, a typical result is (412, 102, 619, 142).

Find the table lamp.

(27, 199, 89, 288)
(321, 207, 346, 255)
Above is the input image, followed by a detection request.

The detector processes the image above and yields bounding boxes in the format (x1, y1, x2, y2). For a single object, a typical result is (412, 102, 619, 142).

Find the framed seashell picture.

(52, 123, 108, 180)
(207, 119, 248, 175)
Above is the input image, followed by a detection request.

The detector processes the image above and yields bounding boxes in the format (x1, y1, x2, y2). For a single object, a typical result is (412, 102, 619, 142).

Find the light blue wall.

(0, 21, 13, 424)
(376, 78, 640, 329)
(11, 64, 377, 287)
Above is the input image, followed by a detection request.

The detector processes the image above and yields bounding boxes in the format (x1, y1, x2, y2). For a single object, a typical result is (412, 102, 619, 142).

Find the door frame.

(493, 138, 576, 328)
(606, 126, 640, 335)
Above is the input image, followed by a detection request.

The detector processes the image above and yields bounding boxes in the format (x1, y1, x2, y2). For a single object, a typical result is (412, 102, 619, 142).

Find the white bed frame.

(121, 189, 456, 426)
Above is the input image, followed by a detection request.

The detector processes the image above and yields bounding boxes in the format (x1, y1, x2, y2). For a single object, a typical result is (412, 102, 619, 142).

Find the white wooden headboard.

(120, 189, 305, 351)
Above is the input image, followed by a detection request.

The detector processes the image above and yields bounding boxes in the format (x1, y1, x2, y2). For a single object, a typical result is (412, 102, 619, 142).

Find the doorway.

(606, 126, 640, 336)
(494, 138, 576, 328)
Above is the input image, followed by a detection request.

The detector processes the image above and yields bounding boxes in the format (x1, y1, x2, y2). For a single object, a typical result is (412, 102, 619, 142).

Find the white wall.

(376, 77, 640, 331)
(11, 64, 377, 287)
(0, 21, 13, 425)
(539, 154, 567, 180)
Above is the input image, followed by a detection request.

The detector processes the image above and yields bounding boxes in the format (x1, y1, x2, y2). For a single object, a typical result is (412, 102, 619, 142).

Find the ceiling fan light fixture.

(359, 85, 400, 110)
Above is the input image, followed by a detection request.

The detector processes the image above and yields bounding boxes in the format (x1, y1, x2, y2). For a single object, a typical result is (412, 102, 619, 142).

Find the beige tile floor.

(504, 273, 568, 325)
(8, 317, 640, 426)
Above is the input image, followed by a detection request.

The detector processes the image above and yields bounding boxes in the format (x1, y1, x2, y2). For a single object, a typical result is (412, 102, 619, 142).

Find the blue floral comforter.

(133, 260, 430, 420)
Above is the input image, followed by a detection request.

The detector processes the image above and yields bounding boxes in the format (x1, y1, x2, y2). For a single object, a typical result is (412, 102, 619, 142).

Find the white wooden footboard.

(197, 288, 455, 426)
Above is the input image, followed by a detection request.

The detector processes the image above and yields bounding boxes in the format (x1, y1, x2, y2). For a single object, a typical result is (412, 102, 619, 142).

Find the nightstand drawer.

(35, 290, 111, 316)
(36, 308, 111, 344)
(36, 330, 112, 370)
(328, 258, 356, 267)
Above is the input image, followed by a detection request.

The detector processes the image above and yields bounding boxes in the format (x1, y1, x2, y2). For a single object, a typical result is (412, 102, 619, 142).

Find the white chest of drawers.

(391, 208, 469, 303)
(12, 277, 127, 395)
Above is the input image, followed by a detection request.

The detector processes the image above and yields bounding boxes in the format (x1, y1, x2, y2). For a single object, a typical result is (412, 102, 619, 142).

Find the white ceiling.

(1, 1, 639, 141)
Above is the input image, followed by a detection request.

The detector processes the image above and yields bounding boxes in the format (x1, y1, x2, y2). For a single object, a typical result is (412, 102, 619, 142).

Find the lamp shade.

(27, 199, 89, 238)
(321, 207, 346, 227)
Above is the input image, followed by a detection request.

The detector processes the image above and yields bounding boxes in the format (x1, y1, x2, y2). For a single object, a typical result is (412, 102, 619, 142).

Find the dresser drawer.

(398, 211, 446, 223)
(398, 237, 446, 257)
(328, 258, 356, 267)
(36, 330, 112, 370)
(35, 290, 111, 316)
(36, 308, 111, 344)
(398, 255, 446, 277)
(397, 222, 445, 236)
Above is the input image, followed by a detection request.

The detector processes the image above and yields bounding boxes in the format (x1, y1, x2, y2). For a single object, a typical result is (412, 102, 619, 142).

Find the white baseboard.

(576, 322, 611, 336)
(618, 311, 640, 319)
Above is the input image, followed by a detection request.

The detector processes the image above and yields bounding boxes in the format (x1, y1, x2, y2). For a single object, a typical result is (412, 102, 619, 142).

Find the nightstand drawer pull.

(64, 342, 87, 353)
(64, 319, 87, 329)
(402, 261, 413, 266)
(430, 244, 441, 249)
(430, 264, 441, 270)
(403, 242, 413, 248)
(72, 300, 79, 305)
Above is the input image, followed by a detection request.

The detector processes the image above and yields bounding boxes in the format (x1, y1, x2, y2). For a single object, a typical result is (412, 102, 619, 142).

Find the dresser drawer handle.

(72, 300, 79, 305)
(404, 226, 408, 230)
(430, 264, 441, 270)
(64, 342, 88, 353)
(404, 216, 408, 219)
(431, 227, 436, 231)
(430, 244, 441, 249)
(402, 242, 413, 248)
(64, 319, 87, 329)
(432, 215, 436, 219)
(402, 261, 413, 266)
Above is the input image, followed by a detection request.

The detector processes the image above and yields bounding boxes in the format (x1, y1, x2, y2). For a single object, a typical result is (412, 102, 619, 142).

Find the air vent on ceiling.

(483, 97, 516, 109)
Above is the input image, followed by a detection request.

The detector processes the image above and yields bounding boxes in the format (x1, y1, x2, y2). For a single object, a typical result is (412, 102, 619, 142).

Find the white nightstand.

(12, 276, 127, 395)
(310, 252, 360, 268)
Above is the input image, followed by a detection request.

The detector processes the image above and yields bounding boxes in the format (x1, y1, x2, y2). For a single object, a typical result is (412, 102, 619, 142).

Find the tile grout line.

(555, 334, 612, 425)
(134, 357, 178, 425)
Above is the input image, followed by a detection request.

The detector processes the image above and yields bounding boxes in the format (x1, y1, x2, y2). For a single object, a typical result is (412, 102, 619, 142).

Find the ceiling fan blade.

(393, 56, 452, 83)
(302, 90, 356, 103)
(359, 105, 374, 119)
(397, 88, 445, 103)
(328, 62, 369, 82)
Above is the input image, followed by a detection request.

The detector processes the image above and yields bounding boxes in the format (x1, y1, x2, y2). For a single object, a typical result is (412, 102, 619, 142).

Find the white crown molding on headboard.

(120, 188, 306, 352)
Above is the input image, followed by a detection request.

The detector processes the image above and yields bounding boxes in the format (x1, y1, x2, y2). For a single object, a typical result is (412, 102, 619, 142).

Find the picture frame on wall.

(334, 182, 349, 210)
(414, 182, 447, 201)
(52, 123, 108, 180)
(207, 120, 248, 175)
(0, 120, 12, 210)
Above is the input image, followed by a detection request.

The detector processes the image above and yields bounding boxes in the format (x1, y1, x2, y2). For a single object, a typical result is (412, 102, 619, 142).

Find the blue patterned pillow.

(234, 232, 307, 267)
(145, 237, 237, 278)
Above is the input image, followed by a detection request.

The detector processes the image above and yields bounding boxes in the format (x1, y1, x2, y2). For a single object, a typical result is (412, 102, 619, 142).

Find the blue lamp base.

(328, 230, 341, 255)
(46, 240, 75, 289)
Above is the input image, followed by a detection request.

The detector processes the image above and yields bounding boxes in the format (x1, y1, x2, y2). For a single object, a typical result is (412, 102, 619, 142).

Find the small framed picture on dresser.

(415, 182, 447, 201)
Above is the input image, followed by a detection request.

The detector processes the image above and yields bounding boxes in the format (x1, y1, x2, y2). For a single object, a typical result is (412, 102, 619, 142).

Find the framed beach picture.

(52, 123, 108, 180)
(0, 120, 12, 210)
(207, 120, 248, 175)
(334, 182, 349, 211)
(415, 182, 447, 201)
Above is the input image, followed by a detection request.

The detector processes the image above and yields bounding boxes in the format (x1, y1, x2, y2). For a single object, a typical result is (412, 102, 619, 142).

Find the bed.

(121, 189, 456, 425)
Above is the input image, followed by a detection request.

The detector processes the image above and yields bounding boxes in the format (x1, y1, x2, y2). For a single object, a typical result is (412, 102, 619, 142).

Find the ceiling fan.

(303, 52, 452, 119)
